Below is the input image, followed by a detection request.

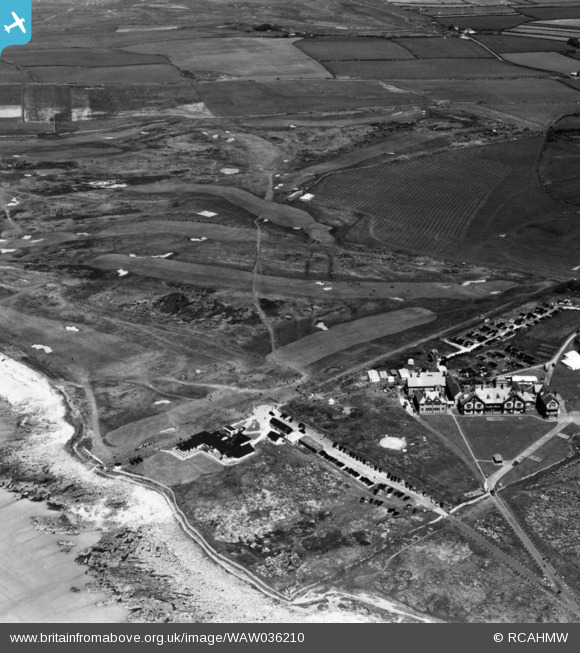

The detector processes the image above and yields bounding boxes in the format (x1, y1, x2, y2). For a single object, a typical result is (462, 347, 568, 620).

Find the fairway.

(269, 308, 436, 368)
(89, 254, 517, 300)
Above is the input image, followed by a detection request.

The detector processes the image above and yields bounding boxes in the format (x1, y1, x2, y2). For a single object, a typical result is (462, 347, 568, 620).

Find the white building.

(563, 350, 580, 371)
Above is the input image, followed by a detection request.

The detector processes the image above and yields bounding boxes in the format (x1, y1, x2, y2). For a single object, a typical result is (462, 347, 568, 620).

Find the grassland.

(393, 37, 492, 58)
(552, 358, 580, 410)
(294, 38, 415, 61)
(394, 78, 580, 104)
(456, 415, 553, 462)
(196, 79, 427, 117)
(133, 451, 224, 486)
(314, 137, 580, 278)
(324, 59, 550, 79)
(270, 307, 436, 369)
(501, 52, 580, 74)
(123, 38, 332, 80)
(474, 35, 575, 53)
(88, 254, 518, 302)
(26, 65, 185, 85)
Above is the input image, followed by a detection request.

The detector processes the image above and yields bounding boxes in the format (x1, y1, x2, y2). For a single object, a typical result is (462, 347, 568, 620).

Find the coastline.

(0, 489, 128, 623)
(0, 354, 392, 623)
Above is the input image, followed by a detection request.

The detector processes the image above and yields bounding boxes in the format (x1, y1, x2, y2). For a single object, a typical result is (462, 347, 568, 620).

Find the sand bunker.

(380, 436, 407, 450)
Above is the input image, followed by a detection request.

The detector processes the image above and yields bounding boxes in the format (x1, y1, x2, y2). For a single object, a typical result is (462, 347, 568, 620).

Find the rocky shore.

(0, 355, 388, 623)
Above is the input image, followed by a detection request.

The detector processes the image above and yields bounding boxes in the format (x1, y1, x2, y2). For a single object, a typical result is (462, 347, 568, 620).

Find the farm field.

(540, 113, 580, 204)
(501, 52, 580, 74)
(122, 38, 331, 79)
(88, 254, 518, 302)
(313, 137, 580, 278)
(323, 58, 550, 79)
(24, 64, 185, 85)
(456, 415, 554, 463)
(393, 36, 493, 58)
(472, 102, 580, 130)
(195, 79, 427, 117)
(518, 6, 580, 19)
(21, 83, 204, 121)
(474, 35, 575, 53)
(394, 77, 580, 103)
(315, 146, 512, 257)
(269, 307, 436, 369)
(294, 38, 415, 61)
(1, 48, 167, 67)
(433, 15, 532, 29)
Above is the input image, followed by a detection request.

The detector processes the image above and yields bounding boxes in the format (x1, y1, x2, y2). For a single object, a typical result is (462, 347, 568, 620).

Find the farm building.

(536, 386, 560, 420)
(174, 429, 255, 463)
(562, 350, 580, 371)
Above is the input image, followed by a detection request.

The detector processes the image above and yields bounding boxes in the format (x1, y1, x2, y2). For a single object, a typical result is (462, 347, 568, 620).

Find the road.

(252, 404, 446, 515)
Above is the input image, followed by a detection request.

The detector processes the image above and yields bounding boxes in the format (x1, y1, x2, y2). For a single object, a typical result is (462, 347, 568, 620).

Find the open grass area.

(552, 357, 580, 410)
(294, 38, 414, 61)
(133, 450, 224, 486)
(270, 307, 436, 368)
(324, 58, 550, 79)
(123, 38, 331, 80)
(196, 79, 427, 117)
(475, 35, 574, 53)
(457, 415, 553, 462)
(501, 52, 580, 74)
(26, 64, 185, 85)
(394, 37, 492, 58)
(500, 433, 575, 486)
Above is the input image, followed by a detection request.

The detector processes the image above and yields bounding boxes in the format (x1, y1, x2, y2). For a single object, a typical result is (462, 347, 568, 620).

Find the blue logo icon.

(0, 1, 31, 56)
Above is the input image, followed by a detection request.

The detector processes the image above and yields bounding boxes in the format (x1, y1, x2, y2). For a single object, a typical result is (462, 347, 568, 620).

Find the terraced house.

(451, 377, 558, 418)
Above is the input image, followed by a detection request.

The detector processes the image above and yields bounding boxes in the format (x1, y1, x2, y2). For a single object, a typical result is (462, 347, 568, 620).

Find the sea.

(0, 400, 128, 623)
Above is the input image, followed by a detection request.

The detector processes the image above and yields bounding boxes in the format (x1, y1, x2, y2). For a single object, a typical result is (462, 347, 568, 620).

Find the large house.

(412, 390, 452, 415)
(536, 385, 560, 420)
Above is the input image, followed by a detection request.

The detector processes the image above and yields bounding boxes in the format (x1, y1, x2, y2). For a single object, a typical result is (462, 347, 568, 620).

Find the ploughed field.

(312, 137, 580, 278)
